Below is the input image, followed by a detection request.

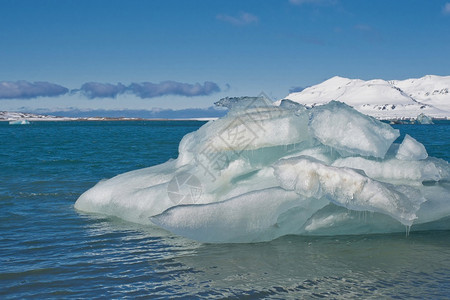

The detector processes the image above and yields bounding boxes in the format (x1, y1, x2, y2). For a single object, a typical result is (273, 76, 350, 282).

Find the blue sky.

(1, 0, 450, 115)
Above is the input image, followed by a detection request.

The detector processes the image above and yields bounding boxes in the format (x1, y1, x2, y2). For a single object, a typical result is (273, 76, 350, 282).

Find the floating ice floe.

(75, 99, 450, 243)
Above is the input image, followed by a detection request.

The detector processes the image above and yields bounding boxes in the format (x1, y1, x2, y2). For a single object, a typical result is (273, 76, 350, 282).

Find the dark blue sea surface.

(0, 120, 449, 298)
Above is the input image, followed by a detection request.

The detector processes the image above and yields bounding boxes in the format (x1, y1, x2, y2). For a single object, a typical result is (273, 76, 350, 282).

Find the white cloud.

(289, 0, 317, 4)
(289, 0, 336, 5)
(216, 12, 258, 26)
(443, 3, 450, 15)
(354, 24, 372, 32)
(354, 24, 382, 43)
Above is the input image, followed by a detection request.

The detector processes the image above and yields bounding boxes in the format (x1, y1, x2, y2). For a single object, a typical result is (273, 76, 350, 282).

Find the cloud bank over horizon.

(78, 82, 128, 99)
(129, 81, 220, 99)
(0, 81, 69, 99)
(0, 80, 222, 100)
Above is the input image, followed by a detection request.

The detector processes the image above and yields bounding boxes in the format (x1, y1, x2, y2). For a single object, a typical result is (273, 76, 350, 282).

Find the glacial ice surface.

(396, 134, 428, 161)
(75, 100, 450, 243)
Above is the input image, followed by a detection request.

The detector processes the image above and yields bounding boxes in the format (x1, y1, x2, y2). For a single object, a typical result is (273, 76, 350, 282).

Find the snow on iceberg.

(75, 99, 450, 243)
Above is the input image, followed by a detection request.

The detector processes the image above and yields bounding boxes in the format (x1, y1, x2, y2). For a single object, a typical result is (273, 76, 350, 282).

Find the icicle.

(405, 225, 411, 237)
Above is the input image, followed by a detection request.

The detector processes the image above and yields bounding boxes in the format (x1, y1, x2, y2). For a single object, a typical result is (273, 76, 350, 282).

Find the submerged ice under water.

(75, 99, 450, 243)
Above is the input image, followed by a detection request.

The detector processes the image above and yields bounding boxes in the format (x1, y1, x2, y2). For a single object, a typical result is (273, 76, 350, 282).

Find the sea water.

(0, 120, 449, 298)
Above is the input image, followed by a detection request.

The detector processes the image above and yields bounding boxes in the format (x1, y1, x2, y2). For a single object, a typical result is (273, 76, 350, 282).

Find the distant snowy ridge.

(0, 111, 74, 121)
(280, 75, 450, 119)
(0, 110, 218, 121)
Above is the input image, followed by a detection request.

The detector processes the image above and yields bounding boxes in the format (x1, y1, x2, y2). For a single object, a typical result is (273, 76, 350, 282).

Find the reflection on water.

(5, 208, 448, 298)
(59, 214, 450, 298)
(169, 230, 450, 298)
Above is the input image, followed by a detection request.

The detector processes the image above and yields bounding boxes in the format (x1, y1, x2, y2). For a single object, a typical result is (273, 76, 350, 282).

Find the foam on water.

(75, 100, 450, 242)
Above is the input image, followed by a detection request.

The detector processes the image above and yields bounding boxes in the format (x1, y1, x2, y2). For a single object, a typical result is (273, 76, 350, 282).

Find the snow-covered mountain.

(390, 75, 450, 113)
(281, 75, 450, 119)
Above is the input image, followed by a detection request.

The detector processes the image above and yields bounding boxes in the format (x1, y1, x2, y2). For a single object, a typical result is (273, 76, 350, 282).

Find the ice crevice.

(75, 98, 450, 243)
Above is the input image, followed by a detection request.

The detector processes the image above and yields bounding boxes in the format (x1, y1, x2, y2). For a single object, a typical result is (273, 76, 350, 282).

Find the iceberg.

(416, 113, 434, 124)
(9, 119, 30, 125)
(75, 99, 450, 243)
